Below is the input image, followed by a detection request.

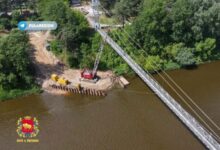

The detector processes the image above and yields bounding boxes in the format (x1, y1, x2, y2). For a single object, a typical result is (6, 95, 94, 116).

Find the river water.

(0, 61, 219, 150)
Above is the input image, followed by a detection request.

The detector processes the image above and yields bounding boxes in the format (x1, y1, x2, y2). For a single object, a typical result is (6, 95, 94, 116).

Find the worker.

(77, 84, 81, 91)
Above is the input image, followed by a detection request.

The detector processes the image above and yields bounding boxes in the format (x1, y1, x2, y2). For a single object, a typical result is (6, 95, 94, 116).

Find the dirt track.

(29, 31, 116, 94)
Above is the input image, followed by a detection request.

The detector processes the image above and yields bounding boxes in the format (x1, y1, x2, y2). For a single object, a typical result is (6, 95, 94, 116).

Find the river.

(0, 61, 219, 150)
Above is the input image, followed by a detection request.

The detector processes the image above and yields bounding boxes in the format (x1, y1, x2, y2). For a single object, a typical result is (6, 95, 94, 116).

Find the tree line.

(0, 0, 38, 30)
(41, 0, 220, 73)
(40, 0, 131, 74)
(1, 0, 220, 82)
(108, 0, 220, 72)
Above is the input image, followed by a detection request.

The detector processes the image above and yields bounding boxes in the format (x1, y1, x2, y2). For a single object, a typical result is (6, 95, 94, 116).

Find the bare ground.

(29, 31, 117, 95)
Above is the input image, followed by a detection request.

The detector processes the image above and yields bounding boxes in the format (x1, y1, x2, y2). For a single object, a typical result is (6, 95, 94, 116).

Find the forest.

(1, 0, 219, 74)
(48, 0, 220, 73)
(100, 0, 220, 72)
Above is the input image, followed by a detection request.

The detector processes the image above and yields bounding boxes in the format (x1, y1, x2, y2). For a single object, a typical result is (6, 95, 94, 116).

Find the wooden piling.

(49, 84, 107, 96)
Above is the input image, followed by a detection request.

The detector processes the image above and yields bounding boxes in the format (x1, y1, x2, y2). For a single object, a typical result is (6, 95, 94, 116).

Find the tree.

(175, 48, 196, 66)
(195, 38, 216, 60)
(122, 0, 220, 71)
(0, 17, 11, 30)
(144, 55, 163, 71)
(0, 30, 34, 90)
(0, 0, 11, 15)
(129, 0, 172, 55)
(100, 0, 117, 10)
(165, 43, 185, 59)
(38, 0, 90, 68)
(114, 0, 142, 26)
(11, 11, 21, 27)
(38, 0, 68, 34)
(170, 0, 220, 45)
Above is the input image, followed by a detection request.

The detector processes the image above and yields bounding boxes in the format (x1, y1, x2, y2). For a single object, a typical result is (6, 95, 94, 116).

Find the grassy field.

(0, 86, 42, 101)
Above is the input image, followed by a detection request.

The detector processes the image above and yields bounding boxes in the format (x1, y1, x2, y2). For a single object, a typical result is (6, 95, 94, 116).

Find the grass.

(0, 33, 8, 38)
(0, 86, 42, 101)
(0, 30, 9, 38)
(99, 15, 118, 25)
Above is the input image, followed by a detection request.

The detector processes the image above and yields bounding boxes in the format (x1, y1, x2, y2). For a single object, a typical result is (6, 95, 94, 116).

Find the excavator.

(80, 42, 104, 82)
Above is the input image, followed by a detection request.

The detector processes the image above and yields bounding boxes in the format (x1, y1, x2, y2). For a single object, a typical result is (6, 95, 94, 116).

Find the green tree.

(11, 11, 21, 27)
(0, 17, 11, 30)
(144, 55, 163, 71)
(121, 0, 220, 71)
(100, 0, 117, 10)
(170, 0, 220, 45)
(129, 0, 172, 55)
(0, 0, 11, 15)
(0, 30, 34, 90)
(175, 48, 196, 66)
(114, 0, 142, 25)
(195, 38, 216, 60)
(165, 43, 185, 59)
(38, 0, 68, 34)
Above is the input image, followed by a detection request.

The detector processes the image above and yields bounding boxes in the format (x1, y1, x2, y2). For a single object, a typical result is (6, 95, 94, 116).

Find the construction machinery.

(51, 74, 69, 86)
(81, 42, 104, 82)
(51, 74, 82, 88)
(51, 74, 59, 82)
(80, 0, 104, 83)
(57, 77, 69, 86)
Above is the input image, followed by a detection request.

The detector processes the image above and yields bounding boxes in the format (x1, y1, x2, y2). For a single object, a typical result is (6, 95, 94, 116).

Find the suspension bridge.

(89, 0, 220, 149)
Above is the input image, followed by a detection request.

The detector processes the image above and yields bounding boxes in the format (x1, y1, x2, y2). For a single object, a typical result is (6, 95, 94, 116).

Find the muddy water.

(0, 61, 220, 150)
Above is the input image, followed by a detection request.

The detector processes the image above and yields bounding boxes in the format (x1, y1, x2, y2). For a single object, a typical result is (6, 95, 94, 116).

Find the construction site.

(29, 31, 129, 96)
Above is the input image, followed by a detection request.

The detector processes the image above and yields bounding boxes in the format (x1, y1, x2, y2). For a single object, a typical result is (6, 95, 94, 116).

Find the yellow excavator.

(51, 74, 69, 86)
(51, 74, 81, 90)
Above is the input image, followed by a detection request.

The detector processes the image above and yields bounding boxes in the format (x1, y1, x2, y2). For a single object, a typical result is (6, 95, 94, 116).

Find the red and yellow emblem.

(17, 116, 39, 138)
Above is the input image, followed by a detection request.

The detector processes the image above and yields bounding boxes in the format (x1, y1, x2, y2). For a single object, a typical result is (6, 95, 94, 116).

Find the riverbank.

(1, 60, 219, 150)
(0, 86, 41, 101)
(29, 31, 123, 95)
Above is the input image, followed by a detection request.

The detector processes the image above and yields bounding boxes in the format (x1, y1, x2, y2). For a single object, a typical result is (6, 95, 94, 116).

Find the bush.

(0, 17, 11, 30)
(195, 38, 216, 60)
(164, 61, 181, 70)
(144, 55, 163, 72)
(67, 54, 79, 68)
(50, 40, 64, 55)
(175, 48, 196, 66)
(11, 11, 20, 27)
(0, 86, 41, 101)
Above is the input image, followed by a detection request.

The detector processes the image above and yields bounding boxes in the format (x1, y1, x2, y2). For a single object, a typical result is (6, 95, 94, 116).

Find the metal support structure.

(97, 29, 220, 150)
(91, 0, 100, 29)
(92, 42, 104, 76)
(90, 1, 220, 149)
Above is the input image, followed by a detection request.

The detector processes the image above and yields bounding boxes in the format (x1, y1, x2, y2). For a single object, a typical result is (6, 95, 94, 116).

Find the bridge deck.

(98, 29, 220, 150)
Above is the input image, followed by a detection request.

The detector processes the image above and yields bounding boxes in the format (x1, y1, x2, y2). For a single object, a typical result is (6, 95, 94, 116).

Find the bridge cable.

(99, 3, 220, 140)
(121, 28, 220, 131)
(112, 30, 220, 141)
(115, 28, 220, 140)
